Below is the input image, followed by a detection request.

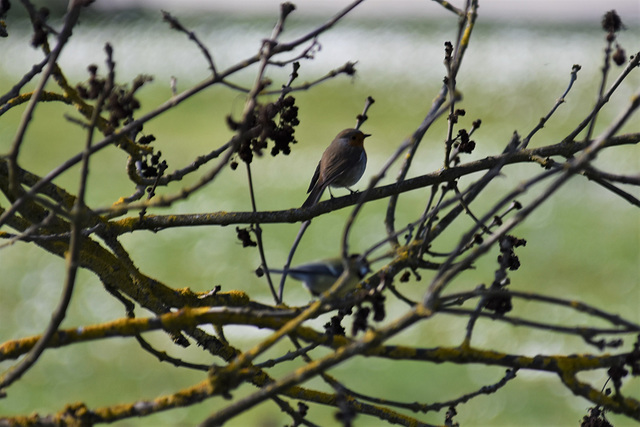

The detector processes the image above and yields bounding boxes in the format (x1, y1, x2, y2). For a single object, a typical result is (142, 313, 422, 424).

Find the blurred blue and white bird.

(270, 255, 370, 296)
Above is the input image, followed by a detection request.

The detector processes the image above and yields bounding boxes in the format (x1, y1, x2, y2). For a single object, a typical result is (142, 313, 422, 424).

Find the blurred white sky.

(99, 0, 639, 22)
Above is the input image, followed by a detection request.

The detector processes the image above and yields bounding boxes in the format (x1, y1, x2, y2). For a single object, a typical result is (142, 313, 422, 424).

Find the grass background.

(0, 6, 639, 426)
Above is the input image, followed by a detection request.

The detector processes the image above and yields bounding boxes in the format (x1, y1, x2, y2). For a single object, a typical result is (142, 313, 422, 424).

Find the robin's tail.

(301, 184, 326, 208)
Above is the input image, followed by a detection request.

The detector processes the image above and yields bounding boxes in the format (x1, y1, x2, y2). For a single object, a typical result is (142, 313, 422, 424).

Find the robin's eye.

(351, 135, 356, 140)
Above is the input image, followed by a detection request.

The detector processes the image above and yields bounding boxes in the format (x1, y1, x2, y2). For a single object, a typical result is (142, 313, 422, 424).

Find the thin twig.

(521, 64, 581, 149)
(161, 11, 218, 77)
(7, 3, 83, 194)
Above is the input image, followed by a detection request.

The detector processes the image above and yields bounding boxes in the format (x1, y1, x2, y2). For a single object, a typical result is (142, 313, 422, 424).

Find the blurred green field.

(0, 10, 639, 427)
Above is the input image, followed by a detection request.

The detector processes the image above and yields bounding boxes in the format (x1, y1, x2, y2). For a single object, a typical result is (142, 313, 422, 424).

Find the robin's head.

(336, 128, 371, 148)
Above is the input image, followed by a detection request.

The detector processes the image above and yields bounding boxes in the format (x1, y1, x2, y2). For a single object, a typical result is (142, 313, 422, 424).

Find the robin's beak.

(363, 133, 371, 138)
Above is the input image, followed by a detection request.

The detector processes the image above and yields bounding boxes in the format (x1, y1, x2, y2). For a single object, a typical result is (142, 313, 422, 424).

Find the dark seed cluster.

(30, 6, 49, 47)
(139, 150, 166, 178)
(76, 65, 152, 130)
(235, 226, 257, 248)
(227, 95, 299, 165)
(484, 235, 526, 316)
(601, 10, 627, 67)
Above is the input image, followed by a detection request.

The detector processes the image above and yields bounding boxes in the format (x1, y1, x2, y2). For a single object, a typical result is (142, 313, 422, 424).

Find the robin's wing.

(306, 161, 321, 193)
(320, 144, 361, 185)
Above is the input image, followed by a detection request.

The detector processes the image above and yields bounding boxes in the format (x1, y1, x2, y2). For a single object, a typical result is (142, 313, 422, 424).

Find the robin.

(269, 255, 370, 296)
(302, 128, 371, 208)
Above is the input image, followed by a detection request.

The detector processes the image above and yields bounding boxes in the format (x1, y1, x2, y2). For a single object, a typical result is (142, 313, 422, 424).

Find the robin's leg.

(346, 187, 359, 195)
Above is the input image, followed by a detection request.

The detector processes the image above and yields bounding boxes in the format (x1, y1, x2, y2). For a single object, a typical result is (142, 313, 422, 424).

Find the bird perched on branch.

(302, 128, 371, 208)
(269, 255, 370, 296)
